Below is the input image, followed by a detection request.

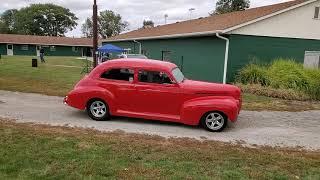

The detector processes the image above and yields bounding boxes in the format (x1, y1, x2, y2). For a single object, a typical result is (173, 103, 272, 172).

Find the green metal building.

(0, 34, 93, 57)
(103, 0, 320, 83)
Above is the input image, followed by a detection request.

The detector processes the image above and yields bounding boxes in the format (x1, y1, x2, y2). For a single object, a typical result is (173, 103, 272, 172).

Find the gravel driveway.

(0, 90, 319, 150)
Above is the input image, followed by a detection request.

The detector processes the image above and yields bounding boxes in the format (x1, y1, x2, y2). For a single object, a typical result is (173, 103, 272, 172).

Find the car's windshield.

(172, 67, 185, 83)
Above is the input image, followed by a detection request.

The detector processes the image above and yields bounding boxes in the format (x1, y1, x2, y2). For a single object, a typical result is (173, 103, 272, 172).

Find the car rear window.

(101, 68, 134, 82)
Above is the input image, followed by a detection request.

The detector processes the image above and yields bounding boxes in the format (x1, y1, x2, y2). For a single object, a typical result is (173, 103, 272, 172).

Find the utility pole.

(93, 0, 98, 68)
(164, 14, 168, 24)
(189, 8, 195, 20)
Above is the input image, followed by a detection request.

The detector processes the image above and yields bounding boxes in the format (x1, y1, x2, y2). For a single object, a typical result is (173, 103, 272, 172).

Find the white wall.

(231, 0, 320, 40)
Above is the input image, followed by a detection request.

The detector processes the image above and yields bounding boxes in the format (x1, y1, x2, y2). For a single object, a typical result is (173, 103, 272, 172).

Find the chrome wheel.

(205, 112, 225, 131)
(90, 101, 107, 118)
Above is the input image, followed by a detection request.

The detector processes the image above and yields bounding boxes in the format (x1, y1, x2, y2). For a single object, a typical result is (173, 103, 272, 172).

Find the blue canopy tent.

(98, 44, 125, 53)
(97, 44, 125, 63)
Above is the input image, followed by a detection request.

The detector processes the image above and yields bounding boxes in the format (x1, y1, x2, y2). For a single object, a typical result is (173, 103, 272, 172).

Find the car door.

(135, 69, 182, 118)
(99, 67, 136, 112)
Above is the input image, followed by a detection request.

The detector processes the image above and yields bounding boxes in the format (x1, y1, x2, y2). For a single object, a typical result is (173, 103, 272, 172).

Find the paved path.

(0, 90, 319, 150)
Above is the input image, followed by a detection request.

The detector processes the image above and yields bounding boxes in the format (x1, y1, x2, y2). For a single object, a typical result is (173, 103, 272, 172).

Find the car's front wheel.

(201, 111, 227, 132)
(87, 99, 110, 121)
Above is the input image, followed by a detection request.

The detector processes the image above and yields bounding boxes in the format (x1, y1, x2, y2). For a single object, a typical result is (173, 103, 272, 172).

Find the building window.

(72, 46, 79, 52)
(314, 7, 320, 19)
(21, 45, 28, 51)
(50, 46, 56, 51)
(101, 68, 134, 82)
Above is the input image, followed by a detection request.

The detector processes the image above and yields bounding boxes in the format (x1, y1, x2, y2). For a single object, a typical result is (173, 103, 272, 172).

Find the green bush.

(236, 58, 320, 100)
(236, 64, 269, 86)
(305, 69, 320, 99)
(267, 59, 309, 91)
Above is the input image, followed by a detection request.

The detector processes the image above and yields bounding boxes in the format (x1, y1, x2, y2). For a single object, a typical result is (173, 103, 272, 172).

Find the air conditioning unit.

(304, 51, 320, 69)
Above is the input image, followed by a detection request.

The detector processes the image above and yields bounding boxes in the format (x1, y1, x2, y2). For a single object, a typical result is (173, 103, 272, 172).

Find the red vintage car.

(64, 59, 241, 132)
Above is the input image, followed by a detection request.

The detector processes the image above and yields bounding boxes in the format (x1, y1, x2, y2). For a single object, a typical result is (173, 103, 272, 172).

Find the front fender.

(180, 96, 239, 126)
(66, 87, 116, 113)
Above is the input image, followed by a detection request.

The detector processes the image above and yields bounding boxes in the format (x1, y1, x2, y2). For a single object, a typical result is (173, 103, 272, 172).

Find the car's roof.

(100, 58, 177, 71)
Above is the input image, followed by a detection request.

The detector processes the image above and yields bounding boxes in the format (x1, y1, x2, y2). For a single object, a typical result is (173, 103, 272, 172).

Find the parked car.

(118, 54, 148, 59)
(64, 59, 242, 132)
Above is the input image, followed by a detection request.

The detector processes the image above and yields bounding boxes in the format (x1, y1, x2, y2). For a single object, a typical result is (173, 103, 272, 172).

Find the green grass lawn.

(0, 56, 86, 96)
(0, 55, 319, 111)
(0, 120, 319, 179)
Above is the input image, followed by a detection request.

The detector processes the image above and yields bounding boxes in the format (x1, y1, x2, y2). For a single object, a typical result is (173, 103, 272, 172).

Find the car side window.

(101, 68, 134, 82)
(138, 70, 172, 84)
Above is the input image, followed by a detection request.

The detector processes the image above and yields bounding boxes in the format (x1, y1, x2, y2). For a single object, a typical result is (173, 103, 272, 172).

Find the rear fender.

(67, 87, 116, 113)
(180, 96, 239, 126)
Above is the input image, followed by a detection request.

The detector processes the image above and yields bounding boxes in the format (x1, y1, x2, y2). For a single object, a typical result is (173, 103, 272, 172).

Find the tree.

(14, 4, 78, 36)
(98, 10, 129, 38)
(0, 21, 6, 33)
(0, 9, 18, 33)
(211, 0, 250, 15)
(81, 17, 93, 38)
(81, 10, 128, 39)
(142, 20, 154, 28)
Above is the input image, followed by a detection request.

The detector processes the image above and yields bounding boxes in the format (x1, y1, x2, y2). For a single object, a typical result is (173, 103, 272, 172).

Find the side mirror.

(171, 80, 177, 84)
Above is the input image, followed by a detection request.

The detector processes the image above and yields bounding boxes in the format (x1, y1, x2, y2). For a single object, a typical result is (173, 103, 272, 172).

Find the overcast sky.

(1, 0, 289, 37)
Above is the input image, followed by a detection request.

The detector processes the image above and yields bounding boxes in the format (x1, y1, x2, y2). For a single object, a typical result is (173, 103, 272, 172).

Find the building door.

(82, 47, 92, 57)
(82, 47, 86, 57)
(82, 47, 90, 57)
(304, 51, 320, 69)
(7, 44, 13, 56)
(161, 50, 172, 62)
(36, 45, 41, 56)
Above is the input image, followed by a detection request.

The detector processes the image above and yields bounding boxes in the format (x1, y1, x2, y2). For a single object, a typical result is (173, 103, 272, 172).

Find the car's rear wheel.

(87, 99, 110, 121)
(201, 111, 227, 132)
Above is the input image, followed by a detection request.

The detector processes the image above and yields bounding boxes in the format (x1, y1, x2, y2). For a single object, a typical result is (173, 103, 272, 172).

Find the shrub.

(304, 69, 320, 99)
(236, 58, 320, 100)
(235, 64, 269, 86)
(267, 59, 309, 91)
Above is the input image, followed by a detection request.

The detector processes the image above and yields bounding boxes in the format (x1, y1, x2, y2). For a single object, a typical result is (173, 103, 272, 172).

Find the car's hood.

(180, 79, 241, 98)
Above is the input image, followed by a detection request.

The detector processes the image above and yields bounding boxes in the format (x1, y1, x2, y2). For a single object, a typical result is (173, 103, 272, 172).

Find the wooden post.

(93, 0, 98, 68)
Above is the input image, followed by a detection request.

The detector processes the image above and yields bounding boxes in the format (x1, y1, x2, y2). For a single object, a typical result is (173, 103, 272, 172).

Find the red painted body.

(65, 59, 242, 126)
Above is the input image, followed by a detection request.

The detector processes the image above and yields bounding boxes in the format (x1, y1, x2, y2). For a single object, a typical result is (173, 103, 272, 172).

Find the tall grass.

(236, 58, 320, 100)
(236, 64, 270, 86)
(268, 60, 309, 91)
